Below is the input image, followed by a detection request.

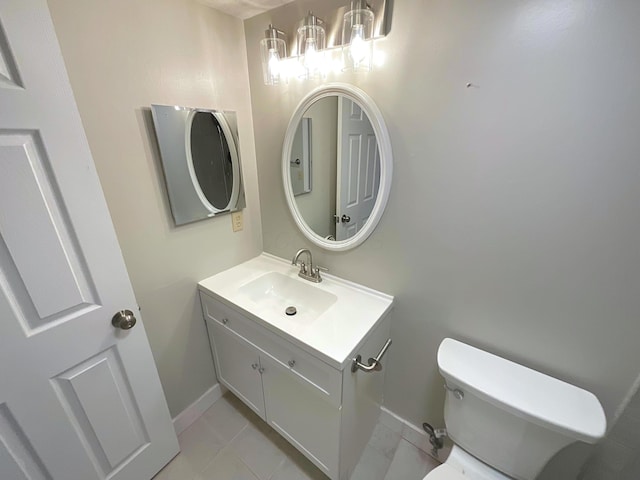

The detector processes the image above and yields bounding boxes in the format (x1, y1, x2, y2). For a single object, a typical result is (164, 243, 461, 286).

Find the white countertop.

(198, 253, 394, 369)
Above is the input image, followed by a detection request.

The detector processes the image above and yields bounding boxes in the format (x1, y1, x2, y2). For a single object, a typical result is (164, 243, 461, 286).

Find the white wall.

(244, 0, 640, 462)
(48, 0, 262, 417)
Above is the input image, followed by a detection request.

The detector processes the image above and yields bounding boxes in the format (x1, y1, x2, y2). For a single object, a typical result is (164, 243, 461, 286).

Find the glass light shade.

(260, 36, 287, 85)
(342, 7, 374, 71)
(297, 16, 326, 79)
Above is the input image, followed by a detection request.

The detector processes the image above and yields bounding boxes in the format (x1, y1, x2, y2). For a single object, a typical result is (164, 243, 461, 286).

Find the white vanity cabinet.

(200, 291, 392, 480)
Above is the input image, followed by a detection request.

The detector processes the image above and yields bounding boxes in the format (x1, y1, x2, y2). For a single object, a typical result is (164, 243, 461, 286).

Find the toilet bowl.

(426, 445, 511, 480)
(423, 338, 606, 480)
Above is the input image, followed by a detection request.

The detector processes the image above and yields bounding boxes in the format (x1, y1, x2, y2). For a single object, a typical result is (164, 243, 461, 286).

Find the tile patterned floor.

(154, 393, 441, 480)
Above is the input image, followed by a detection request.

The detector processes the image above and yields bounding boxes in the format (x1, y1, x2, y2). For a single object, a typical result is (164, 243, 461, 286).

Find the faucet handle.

(313, 265, 328, 280)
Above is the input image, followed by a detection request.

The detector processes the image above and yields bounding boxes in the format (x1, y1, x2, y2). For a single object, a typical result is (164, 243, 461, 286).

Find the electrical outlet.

(231, 211, 243, 232)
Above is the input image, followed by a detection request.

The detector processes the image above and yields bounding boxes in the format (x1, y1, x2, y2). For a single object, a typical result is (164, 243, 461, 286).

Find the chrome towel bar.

(351, 338, 392, 373)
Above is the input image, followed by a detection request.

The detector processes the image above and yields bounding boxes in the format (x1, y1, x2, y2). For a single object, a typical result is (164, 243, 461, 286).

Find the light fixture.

(342, 0, 374, 72)
(260, 24, 287, 85)
(258, 2, 389, 85)
(297, 11, 326, 79)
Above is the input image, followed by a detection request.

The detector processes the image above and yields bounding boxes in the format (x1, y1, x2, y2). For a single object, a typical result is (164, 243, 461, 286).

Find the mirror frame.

(282, 83, 393, 251)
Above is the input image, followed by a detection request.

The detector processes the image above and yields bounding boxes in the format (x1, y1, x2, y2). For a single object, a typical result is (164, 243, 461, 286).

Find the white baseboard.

(172, 384, 224, 435)
(379, 406, 450, 462)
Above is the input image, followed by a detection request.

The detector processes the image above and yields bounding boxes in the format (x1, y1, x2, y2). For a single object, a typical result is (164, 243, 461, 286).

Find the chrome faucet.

(291, 248, 327, 283)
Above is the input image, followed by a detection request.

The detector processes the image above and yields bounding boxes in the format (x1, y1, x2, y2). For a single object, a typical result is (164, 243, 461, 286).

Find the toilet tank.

(437, 338, 606, 480)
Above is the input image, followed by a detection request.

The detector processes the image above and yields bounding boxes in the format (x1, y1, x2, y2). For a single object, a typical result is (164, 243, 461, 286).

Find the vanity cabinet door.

(260, 355, 341, 479)
(207, 321, 266, 419)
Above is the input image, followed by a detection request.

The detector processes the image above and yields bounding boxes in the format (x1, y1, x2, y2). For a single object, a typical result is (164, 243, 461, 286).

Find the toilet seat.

(424, 463, 468, 480)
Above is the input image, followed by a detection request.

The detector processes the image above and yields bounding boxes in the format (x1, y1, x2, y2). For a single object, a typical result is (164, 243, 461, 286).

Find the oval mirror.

(186, 110, 240, 213)
(282, 84, 392, 251)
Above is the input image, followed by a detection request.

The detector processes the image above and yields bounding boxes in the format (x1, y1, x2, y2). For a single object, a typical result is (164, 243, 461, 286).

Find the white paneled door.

(336, 98, 380, 241)
(0, 1, 179, 479)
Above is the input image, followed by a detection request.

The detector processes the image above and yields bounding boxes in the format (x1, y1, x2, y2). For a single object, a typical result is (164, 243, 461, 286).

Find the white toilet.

(425, 338, 607, 480)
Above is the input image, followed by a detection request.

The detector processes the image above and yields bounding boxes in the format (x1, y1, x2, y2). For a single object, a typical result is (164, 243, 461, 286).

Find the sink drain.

(285, 306, 297, 316)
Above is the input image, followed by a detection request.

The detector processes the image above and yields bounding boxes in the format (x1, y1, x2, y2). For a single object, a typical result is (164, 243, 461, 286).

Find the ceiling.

(198, 0, 297, 19)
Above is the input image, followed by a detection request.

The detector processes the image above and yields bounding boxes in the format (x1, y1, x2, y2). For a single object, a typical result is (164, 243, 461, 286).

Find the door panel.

(0, 403, 51, 480)
(207, 321, 266, 419)
(0, 1, 178, 479)
(337, 98, 380, 241)
(0, 19, 22, 89)
(52, 348, 150, 473)
(0, 131, 98, 322)
(363, 135, 378, 202)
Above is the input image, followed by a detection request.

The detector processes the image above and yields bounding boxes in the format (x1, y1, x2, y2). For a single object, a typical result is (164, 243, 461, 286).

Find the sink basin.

(238, 272, 337, 321)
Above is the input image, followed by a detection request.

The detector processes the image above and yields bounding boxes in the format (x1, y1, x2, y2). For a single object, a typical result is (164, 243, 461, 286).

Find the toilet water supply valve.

(422, 422, 447, 458)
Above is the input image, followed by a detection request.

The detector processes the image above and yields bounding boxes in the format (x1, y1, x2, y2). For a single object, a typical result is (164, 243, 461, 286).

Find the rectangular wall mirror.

(151, 104, 246, 226)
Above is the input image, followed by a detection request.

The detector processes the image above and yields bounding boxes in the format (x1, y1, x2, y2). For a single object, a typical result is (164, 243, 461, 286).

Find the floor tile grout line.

(198, 442, 262, 480)
(265, 455, 288, 480)
(198, 396, 300, 479)
(235, 449, 274, 480)
(193, 397, 266, 473)
(213, 416, 288, 480)
(195, 422, 251, 476)
(229, 442, 287, 480)
(196, 397, 285, 479)
(209, 413, 251, 447)
(229, 431, 288, 480)
(176, 421, 229, 477)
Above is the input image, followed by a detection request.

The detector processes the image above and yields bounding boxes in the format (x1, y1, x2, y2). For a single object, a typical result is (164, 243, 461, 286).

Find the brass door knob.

(112, 310, 137, 330)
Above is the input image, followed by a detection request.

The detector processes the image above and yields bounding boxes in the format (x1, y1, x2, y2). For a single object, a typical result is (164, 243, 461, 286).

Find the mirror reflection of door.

(190, 112, 234, 210)
(336, 98, 380, 240)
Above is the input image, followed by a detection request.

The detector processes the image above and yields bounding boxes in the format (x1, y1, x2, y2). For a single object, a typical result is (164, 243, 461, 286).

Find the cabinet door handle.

(221, 317, 228, 325)
(251, 363, 259, 370)
(288, 360, 296, 368)
(258, 367, 265, 374)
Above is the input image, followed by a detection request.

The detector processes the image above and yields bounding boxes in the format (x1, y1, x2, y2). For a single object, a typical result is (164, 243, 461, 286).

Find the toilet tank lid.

(437, 338, 606, 444)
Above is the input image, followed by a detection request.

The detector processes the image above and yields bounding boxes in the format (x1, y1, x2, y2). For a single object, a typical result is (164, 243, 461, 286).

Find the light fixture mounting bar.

(284, 0, 392, 57)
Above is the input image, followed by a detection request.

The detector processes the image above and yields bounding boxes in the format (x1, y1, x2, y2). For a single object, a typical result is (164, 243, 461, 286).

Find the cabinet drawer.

(201, 293, 342, 406)
(202, 294, 265, 348)
(262, 334, 342, 407)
